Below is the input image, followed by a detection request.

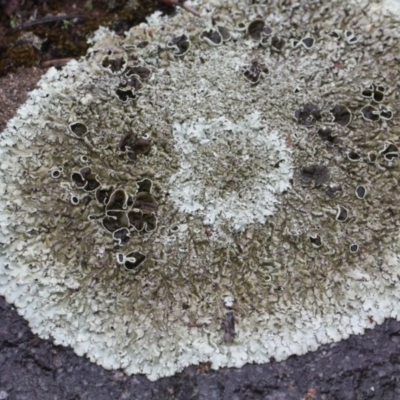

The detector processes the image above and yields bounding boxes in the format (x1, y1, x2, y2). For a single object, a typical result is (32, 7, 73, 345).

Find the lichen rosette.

(0, 0, 399, 381)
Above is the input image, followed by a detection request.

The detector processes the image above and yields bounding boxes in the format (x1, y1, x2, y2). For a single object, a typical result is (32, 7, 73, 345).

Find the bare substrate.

(2, 296, 400, 399)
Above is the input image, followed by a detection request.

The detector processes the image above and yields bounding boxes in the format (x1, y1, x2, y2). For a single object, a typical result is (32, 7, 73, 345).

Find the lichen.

(0, 0, 399, 381)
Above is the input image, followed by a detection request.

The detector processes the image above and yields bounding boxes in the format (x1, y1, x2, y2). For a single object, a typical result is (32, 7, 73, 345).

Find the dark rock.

(2, 296, 400, 399)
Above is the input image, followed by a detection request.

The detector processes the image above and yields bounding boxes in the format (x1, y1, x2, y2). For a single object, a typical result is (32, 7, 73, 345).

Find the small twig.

(13, 14, 85, 31)
(179, 1, 201, 17)
(41, 58, 73, 68)
(159, 0, 201, 17)
(187, 322, 206, 328)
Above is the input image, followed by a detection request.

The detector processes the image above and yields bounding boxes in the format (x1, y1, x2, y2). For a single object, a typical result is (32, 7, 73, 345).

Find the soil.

(0, 0, 175, 78)
(1, 1, 400, 399)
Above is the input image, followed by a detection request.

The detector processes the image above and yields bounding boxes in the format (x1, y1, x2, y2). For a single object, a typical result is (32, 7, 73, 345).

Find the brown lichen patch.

(0, 42, 41, 73)
(195, 361, 212, 374)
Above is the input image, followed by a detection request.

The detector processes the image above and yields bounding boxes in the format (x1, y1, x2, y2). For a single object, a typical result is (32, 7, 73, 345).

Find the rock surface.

(2, 296, 400, 399)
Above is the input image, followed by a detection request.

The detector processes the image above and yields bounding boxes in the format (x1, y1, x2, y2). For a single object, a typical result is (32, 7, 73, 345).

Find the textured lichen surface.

(0, 0, 399, 381)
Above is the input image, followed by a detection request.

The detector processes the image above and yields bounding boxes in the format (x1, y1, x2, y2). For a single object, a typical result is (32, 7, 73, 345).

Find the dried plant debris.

(0, 0, 399, 382)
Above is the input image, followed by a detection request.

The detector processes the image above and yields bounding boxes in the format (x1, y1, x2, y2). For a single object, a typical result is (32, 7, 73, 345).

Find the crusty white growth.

(0, 0, 400, 381)
(361, 0, 400, 15)
(169, 114, 292, 230)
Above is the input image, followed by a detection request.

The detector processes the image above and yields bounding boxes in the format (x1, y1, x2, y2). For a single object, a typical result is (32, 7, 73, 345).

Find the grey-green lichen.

(0, 0, 400, 381)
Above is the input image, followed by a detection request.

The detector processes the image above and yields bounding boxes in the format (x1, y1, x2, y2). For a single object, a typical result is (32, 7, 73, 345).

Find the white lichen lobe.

(0, 0, 400, 381)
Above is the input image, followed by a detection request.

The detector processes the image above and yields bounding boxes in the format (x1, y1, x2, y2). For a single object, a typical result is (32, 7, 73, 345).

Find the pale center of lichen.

(169, 113, 292, 231)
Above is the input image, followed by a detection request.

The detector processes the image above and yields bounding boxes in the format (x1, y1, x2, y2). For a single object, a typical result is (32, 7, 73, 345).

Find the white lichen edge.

(0, 0, 399, 381)
(1, 234, 400, 380)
